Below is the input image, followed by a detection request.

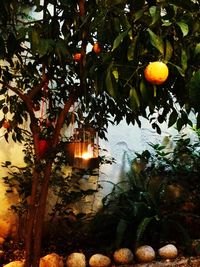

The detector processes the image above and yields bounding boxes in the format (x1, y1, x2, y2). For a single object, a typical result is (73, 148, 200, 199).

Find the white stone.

(40, 253, 63, 267)
(89, 253, 111, 267)
(135, 245, 156, 263)
(158, 244, 178, 259)
(3, 260, 24, 267)
(113, 248, 134, 264)
(66, 252, 86, 267)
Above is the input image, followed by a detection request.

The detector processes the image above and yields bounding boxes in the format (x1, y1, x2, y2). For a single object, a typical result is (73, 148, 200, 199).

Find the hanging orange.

(144, 61, 169, 85)
(93, 42, 101, 53)
(73, 53, 82, 62)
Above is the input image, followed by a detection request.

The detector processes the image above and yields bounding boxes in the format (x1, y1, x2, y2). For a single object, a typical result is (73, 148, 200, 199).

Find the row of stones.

(3, 244, 178, 267)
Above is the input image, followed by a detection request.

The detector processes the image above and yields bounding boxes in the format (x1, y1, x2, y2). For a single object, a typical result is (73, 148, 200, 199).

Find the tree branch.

(27, 80, 47, 100)
(52, 92, 78, 147)
(0, 81, 33, 110)
(0, 81, 39, 133)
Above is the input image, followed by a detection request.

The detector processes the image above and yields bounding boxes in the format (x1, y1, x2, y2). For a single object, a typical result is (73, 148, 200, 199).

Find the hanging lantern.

(73, 127, 99, 169)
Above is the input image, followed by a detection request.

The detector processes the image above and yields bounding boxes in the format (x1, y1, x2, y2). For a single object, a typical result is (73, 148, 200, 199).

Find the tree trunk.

(32, 161, 53, 267)
(24, 169, 40, 267)
(24, 94, 76, 267)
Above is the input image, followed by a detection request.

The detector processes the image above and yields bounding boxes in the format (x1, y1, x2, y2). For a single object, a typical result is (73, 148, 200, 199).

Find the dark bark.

(32, 162, 53, 266)
(24, 93, 77, 267)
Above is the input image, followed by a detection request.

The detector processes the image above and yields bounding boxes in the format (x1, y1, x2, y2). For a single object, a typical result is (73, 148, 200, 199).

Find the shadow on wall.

(98, 117, 196, 198)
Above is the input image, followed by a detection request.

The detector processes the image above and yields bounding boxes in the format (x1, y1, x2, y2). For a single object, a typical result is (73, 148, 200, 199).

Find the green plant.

(2, 138, 99, 242)
(91, 130, 200, 253)
(2, 1, 200, 265)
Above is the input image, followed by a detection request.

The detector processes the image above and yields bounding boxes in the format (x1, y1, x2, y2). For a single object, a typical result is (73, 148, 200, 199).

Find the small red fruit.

(73, 53, 82, 62)
(38, 139, 49, 157)
(93, 43, 101, 53)
(2, 120, 10, 129)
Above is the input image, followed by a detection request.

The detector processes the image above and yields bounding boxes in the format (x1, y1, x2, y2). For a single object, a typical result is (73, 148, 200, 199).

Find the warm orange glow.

(72, 127, 99, 169)
(81, 151, 93, 160)
(74, 143, 94, 159)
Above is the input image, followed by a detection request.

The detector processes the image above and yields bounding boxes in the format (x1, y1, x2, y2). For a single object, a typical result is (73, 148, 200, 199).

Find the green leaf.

(130, 87, 140, 111)
(168, 62, 185, 77)
(181, 49, 187, 73)
(4, 132, 9, 143)
(134, 10, 144, 22)
(112, 69, 119, 81)
(194, 43, 200, 56)
(168, 110, 178, 128)
(106, 0, 127, 6)
(165, 40, 173, 62)
(2, 106, 8, 114)
(55, 39, 68, 62)
(136, 217, 154, 245)
(140, 80, 150, 104)
(0, 99, 5, 109)
(30, 28, 40, 54)
(106, 66, 118, 98)
(7, 33, 17, 57)
(162, 21, 172, 27)
(197, 113, 200, 128)
(59, 0, 70, 5)
(167, 0, 196, 11)
(112, 30, 129, 51)
(152, 122, 161, 134)
(38, 39, 55, 57)
(149, 6, 160, 26)
(0, 36, 6, 58)
(188, 70, 200, 111)
(176, 117, 185, 131)
(34, 5, 44, 12)
(177, 21, 189, 37)
(127, 36, 138, 61)
(147, 28, 164, 55)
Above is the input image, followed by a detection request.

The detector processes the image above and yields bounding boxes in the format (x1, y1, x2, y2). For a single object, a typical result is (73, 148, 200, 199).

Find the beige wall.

(0, 128, 25, 241)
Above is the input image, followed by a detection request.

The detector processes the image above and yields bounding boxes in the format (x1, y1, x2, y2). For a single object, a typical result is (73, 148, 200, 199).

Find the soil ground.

(112, 257, 200, 267)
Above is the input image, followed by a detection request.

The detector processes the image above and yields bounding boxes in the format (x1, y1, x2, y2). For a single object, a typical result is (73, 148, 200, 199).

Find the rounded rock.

(40, 253, 63, 267)
(158, 244, 178, 259)
(113, 248, 134, 264)
(66, 252, 86, 267)
(3, 261, 24, 267)
(89, 253, 111, 267)
(135, 245, 155, 263)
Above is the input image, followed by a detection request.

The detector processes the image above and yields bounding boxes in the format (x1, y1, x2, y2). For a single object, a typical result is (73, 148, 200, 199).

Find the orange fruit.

(93, 43, 101, 53)
(2, 120, 10, 129)
(144, 61, 169, 85)
(73, 53, 82, 62)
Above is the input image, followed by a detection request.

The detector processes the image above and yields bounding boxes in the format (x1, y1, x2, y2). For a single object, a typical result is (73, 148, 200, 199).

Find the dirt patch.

(112, 257, 200, 267)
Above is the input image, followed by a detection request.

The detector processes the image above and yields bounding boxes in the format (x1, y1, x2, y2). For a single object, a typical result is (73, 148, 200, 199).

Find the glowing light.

(81, 152, 93, 160)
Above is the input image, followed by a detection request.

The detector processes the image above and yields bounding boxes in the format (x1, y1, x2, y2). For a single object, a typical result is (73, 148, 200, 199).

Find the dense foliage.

(1, 0, 200, 266)
(1, 0, 200, 138)
(90, 130, 200, 253)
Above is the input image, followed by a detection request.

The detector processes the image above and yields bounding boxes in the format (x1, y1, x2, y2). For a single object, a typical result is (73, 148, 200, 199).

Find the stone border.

(112, 257, 200, 267)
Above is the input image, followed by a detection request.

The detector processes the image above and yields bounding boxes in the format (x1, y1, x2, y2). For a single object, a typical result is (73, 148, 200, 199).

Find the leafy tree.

(1, 0, 200, 266)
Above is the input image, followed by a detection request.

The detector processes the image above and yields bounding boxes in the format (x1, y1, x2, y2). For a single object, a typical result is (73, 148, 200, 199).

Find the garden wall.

(0, 115, 196, 241)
